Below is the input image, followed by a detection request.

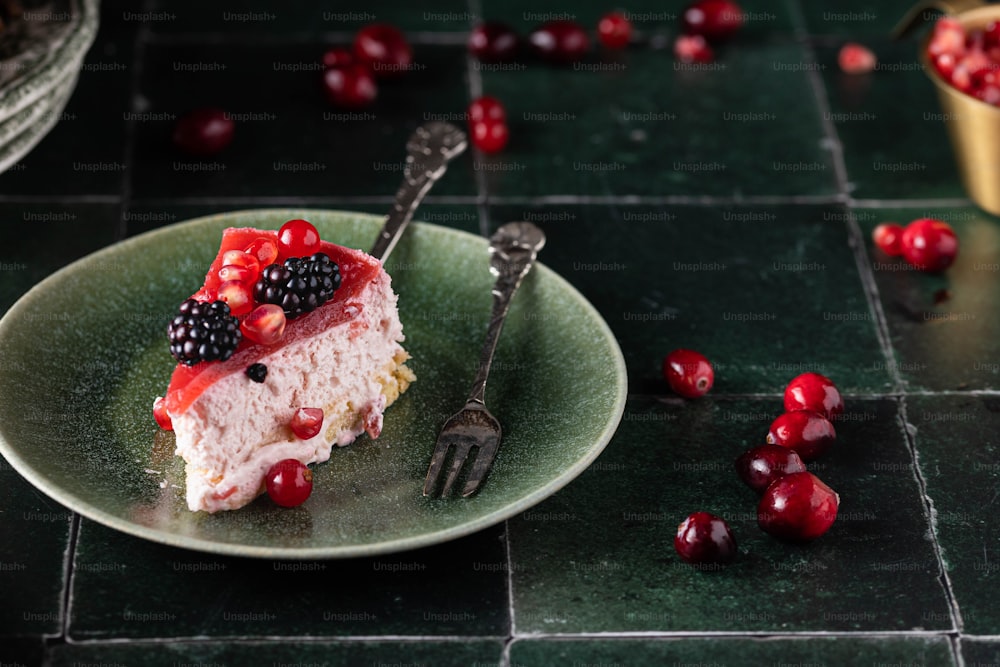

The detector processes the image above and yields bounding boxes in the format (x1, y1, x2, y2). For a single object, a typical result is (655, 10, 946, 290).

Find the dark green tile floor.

(0, 0, 997, 665)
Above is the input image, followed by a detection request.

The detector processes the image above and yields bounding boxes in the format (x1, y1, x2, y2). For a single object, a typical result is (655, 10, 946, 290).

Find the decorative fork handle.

(370, 121, 468, 262)
(467, 222, 547, 405)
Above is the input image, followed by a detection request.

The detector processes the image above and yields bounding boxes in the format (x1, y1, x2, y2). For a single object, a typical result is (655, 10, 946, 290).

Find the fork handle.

(467, 222, 546, 405)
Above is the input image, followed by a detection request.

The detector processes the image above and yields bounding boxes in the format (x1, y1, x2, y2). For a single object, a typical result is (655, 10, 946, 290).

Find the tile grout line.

(118, 14, 153, 240)
(54, 513, 80, 650)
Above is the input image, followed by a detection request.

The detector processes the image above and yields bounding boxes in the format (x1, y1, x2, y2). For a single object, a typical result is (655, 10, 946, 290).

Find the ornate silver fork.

(423, 221, 547, 497)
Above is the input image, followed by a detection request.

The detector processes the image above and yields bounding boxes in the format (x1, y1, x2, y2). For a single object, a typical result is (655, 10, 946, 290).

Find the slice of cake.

(154, 219, 414, 513)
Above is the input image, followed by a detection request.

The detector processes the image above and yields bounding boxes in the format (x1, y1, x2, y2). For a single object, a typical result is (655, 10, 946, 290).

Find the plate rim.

(0, 209, 628, 559)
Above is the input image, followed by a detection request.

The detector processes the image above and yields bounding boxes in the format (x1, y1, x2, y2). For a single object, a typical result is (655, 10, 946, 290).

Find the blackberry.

(246, 363, 268, 383)
(167, 299, 242, 366)
(253, 253, 340, 319)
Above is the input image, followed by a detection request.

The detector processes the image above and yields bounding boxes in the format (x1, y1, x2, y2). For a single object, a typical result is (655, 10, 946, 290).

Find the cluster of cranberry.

(928, 17, 1000, 105)
(872, 218, 958, 272)
(322, 24, 413, 108)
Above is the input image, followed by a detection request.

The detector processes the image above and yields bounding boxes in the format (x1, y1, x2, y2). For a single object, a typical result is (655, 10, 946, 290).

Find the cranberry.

(468, 95, 506, 123)
(265, 459, 313, 507)
(872, 222, 904, 256)
(674, 512, 737, 565)
(322, 47, 354, 70)
(241, 304, 286, 345)
(900, 218, 958, 272)
(674, 35, 714, 64)
(597, 12, 633, 50)
(152, 396, 172, 430)
(290, 407, 324, 439)
(323, 63, 377, 109)
(766, 410, 836, 461)
(353, 24, 412, 77)
(758, 471, 839, 542)
(468, 21, 520, 62)
(734, 444, 807, 494)
(681, 0, 744, 42)
(662, 349, 714, 399)
(838, 42, 877, 74)
(277, 219, 321, 258)
(172, 108, 234, 156)
(471, 120, 509, 153)
(783, 372, 843, 421)
(528, 19, 590, 63)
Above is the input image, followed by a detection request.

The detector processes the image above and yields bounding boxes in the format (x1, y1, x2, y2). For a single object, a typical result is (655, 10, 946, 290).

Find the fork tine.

(461, 435, 500, 497)
(422, 440, 451, 496)
(440, 440, 474, 496)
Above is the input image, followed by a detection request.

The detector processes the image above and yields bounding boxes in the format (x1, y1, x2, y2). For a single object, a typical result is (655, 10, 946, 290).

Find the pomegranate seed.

(277, 219, 321, 259)
(766, 410, 836, 461)
(735, 444, 806, 494)
(838, 42, 877, 74)
(244, 238, 279, 266)
(468, 21, 519, 62)
(528, 19, 590, 63)
(323, 63, 377, 108)
(152, 396, 173, 430)
(353, 24, 412, 77)
(928, 17, 965, 58)
(471, 120, 509, 153)
(217, 264, 256, 285)
(597, 12, 633, 50)
(681, 0, 744, 42)
(976, 84, 1000, 104)
(322, 47, 354, 69)
(674, 34, 714, 63)
(222, 249, 260, 271)
(674, 512, 737, 565)
(872, 222, 904, 256)
(934, 53, 957, 79)
(951, 63, 974, 93)
(900, 218, 958, 272)
(217, 280, 254, 316)
(758, 471, 839, 542)
(290, 407, 324, 439)
(241, 304, 286, 345)
(783, 372, 843, 421)
(662, 349, 714, 399)
(172, 108, 234, 156)
(265, 459, 313, 507)
(986, 20, 1000, 46)
(468, 95, 506, 124)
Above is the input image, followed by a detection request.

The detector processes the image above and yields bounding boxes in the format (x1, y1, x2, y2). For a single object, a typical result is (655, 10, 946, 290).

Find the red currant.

(758, 471, 839, 542)
(277, 219, 321, 258)
(734, 444, 807, 494)
(662, 349, 714, 398)
(353, 24, 412, 77)
(323, 63, 377, 109)
(172, 108, 235, 156)
(468, 95, 506, 124)
(468, 21, 519, 62)
(872, 222, 904, 256)
(681, 0, 744, 42)
(783, 372, 843, 421)
(290, 407, 324, 440)
(838, 42, 877, 74)
(674, 34, 714, 63)
(241, 304, 286, 345)
(152, 396, 173, 430)
(322, 47, 354, 70)
(471, 120, 509, 153)
(900, 218, 958, 272)
(597, 12, 633, 50)
(766, 410, 836, 461)
(528, 19, 590, 63)
(265, 459, 313, 507)
(674, 512, 737, 565)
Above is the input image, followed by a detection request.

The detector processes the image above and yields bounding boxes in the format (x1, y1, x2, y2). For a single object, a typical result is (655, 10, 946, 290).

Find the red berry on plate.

(674, 512, 737, 565)
(663, 349, 714, 398)
(244, 237, 279, 267)
(838, 42, 877, 74)
(674, 34, 714, 63)
(471, 120, 509, 153)
(468, 21, 520, 62)
(353, 23, 412, 77)
(735, 444, 807, 494)
(290, 407, 324, 440)
(783, 372, 843, 421)
(241, 303, 287, 345)
(152, 396, 173, 430)
(468, 95, 506, 124)
(900, 218, 958, 272)
(598, 11, 633, 50)
(766, 410, 836, 461)
(323, 63, 377, 108)
(322, 47, 354, 70)
(681, 0, 744, 42)
(872, 222, 904, 256)
(172, 108, 235, 156)
(265, 459, 313, 507)
(758, 471, 839, 542)
(528, 19, 591, 63)
(277, 219, 321, 258)
(216, 279, 255, 316)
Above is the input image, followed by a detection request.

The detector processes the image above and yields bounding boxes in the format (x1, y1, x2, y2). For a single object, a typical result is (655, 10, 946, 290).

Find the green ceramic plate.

(0, 210, 627, 559)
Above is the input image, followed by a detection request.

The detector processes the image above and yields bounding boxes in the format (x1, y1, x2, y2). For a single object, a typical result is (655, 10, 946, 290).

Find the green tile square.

(488, 203, 889, 394)
(508, 398, 950, 633)
(130, 43, 477, 199)
(0, 636, 44, 667)
(909, 394, 1000, 635)
(856, 205, 1000, 391)
(799, 1, 920, 37)
(962, 638, 1000, 666)
(478, 42, 837, 197)
(69, 520, 509, 639)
